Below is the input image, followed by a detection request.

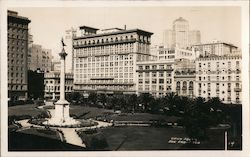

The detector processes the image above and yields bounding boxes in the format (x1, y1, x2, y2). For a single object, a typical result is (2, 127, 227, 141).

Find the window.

(159, 79, 164, 84)
(159, 85, 164, 91)
(152, 79, 157, 84)
(152, 72, 157, 77)
(159, 65, 164, 69)
(159, 72, 164, 77)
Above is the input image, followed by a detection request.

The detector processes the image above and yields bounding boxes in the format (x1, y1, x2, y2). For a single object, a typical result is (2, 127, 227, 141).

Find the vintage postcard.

(0, 0, 249, 157)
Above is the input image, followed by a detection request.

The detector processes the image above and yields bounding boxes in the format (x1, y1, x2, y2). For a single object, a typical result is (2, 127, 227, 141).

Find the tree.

(138, 93, 154, 112)
(88, 92, 98, 105)
(164, 92, 181, 115)
(66, 92, 81, 104)
(97, 93, 107, 107)
(127, 94, 138, 112)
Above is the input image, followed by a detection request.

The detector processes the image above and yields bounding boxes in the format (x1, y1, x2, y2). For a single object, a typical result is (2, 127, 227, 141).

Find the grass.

(69, 105, 114, 119)
(101, 126, 187, 150)
(19, 128, 61, 140)
(77, 126, 227, 150)
(9, 131, 85, 151)
(8, 104, 44, 117)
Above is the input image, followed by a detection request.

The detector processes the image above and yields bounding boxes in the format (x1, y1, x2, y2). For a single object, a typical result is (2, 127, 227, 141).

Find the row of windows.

(45, 86, 73, 91)
(138, 64, 172, 70)
(8, 23, 28, 29)
(9, 72, 24, 78)
(75, 61, 134, 68)
(159, 55, 175, 60)
(198, 82, 240, 88)
(45, 80, 73, 84)
(138, 72, 172, 77)
(139, 78, 172, 84)
(75, 44, 135, 57)
(75, 54, 134, 63)
(198, 75, 240, 81)
(8, 34, 27, 40)
(8, 78, 24, 84)
(198, 61, 240, 68)
(76, 73, 134, 78)
(176, 81, 194, 87)
(8, 39, 26, 46)
(75, 84, 134, 90)
(159, 50, 175, 55)
(8, 85, 25, 90)
(8, 53, 24, 58)
(75, 79, 134, 84)
(138, 85, 172, 91)
(74, 34, 150, 46)
(75, 67, 134, 73)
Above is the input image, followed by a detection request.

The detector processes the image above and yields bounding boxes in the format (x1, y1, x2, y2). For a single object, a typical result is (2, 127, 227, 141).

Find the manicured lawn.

(69, 105, 114, 119)
(19, 128, 61, 141)
(100, 126, 187, 150)
(78, 126, 226, 150)
(8, 104, 44, 117)
(9, 131, 85, 151)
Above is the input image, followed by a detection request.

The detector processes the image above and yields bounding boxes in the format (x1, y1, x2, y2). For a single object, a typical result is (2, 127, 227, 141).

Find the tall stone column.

(54, 47, 70, 123)
(46, 38, 79, 126)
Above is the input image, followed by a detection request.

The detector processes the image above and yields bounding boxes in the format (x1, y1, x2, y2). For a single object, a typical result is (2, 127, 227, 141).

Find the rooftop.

(174, 17, 188, 23)
(8, 10, 31, 23)
(73, 28, 153, 40)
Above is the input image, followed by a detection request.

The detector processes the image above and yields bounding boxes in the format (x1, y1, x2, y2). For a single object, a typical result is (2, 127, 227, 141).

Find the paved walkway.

(59, 128, 86, 147)
(16, 118, 112, 148)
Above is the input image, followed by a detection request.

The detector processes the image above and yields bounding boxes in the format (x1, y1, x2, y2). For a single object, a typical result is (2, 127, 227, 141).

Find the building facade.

(28, 44, 53, 72)
(64, 27, 79, 73)
(51, 61, 61, 72)
(73, 26, 153, 94)
(173, 58, 196, 97)
(195, 55, 242, 104)
(192, 41, 238, 57)
(136, 61, 174, 97)
(163, 17, 201, 49)
(8, 10, 30, 101)
(44, 71, 73, 100)
(158, 47, 196, 61)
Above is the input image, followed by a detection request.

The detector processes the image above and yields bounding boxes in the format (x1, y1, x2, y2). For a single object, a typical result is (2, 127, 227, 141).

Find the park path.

(18, 119, 32, 128)
(59, 128, 86, 147)
(16, 118, 112, 148)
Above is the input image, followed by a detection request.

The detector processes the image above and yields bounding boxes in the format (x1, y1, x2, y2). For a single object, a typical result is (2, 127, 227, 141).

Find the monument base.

(44, 100, 80, 127)
(45, 117, 80, 127)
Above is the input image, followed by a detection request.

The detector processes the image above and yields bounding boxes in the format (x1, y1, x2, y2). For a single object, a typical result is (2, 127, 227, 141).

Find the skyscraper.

(163, 17, 201, 49)
(8, 10, 30, 101)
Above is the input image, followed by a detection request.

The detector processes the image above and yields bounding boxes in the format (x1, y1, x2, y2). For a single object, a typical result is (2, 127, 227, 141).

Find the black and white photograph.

(0, 1, 249, 157)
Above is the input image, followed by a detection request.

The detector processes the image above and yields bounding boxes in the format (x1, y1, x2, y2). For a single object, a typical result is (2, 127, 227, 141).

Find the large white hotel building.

(72, 26, 153, 94)
(71, 23, 242, 104)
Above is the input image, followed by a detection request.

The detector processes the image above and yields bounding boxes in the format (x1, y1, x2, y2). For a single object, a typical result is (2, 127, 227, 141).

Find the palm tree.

(138, 93, 154, 112)
(164, 92, 180, 115)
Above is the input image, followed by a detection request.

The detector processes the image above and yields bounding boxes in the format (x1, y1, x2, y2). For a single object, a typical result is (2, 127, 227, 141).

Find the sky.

(10, 6, 241, 70)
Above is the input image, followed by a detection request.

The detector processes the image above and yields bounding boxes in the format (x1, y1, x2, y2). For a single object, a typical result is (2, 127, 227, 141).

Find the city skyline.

(11, 6, 241, 62)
